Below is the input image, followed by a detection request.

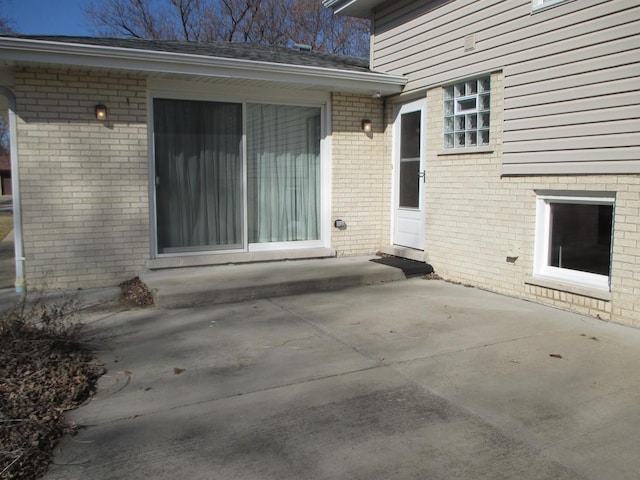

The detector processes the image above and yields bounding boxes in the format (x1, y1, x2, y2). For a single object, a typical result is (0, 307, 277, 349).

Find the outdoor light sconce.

(95, 104, 107, 120)
(361, 119, 372, 133)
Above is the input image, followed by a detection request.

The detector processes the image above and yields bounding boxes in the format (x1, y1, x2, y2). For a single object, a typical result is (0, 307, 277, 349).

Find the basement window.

(533, 192, 615, 291)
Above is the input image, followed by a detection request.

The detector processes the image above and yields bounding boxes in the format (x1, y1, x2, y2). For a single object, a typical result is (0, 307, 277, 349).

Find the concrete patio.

(40, 277, 640, 480)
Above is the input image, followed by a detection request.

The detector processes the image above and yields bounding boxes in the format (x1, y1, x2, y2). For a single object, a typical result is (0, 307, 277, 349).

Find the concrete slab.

(0, 285, 122, 316)
(141, 256, 408, 308)
(40, 279, 640, 480)
(47, 369, 582, 480)
(0, 195, 11, 215)
(67, 302, 377, 425)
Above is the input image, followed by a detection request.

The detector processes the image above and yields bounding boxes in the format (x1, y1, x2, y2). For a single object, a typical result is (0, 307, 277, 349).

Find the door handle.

(418, 171, 426, 183)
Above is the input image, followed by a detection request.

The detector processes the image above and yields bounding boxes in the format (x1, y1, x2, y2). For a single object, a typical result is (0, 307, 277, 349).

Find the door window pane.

(399, 160, 420, 208)
(247, 104, 321, 243)
(401, 111, 421, 159)
(399, 110, 421, 209)
(154, 99, 242, 253)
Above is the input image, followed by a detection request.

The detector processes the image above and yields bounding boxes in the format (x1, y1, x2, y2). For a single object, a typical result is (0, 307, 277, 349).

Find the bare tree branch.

(168, 0, 204, 41)
(84, 0, 370, 57)
(85, 0, 173, 39)
(0, 0, 15, 34)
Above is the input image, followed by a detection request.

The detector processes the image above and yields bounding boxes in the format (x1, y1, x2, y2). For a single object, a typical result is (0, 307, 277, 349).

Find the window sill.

(438, 146, 494, 156)
(525, 276, 611, 301)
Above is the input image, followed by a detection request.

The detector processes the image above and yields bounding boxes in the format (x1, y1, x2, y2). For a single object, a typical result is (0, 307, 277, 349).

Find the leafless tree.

(288, 0, 369, 55)
(85, 0, 177, 39)
(85, 0, 370, 56)
(0, 18, 11, 35)
(0, 0, 14, 34)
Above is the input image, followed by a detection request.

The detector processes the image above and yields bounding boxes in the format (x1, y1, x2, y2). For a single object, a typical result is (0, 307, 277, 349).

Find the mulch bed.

(0, 277, 154, 478)
(0, 300, 105, 479)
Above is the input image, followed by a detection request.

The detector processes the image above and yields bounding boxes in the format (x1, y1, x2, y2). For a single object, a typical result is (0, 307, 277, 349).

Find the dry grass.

(0, 294, 105, 479)
(0, 214, 12, 241)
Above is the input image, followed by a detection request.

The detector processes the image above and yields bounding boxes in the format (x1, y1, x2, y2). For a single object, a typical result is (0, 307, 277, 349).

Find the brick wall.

(330, 93, 390, 256)
(15, 67, 149, 289)
(423, 72, 640, 327)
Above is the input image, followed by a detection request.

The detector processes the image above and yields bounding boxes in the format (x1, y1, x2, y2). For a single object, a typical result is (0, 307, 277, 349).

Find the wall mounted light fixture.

(95, 104, 107, 120)
(361, 119, 372, 133)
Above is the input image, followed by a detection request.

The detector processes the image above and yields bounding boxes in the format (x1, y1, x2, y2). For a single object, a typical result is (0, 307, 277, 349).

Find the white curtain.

(154, 99, 242, 253)
(247, 104, 321, 243)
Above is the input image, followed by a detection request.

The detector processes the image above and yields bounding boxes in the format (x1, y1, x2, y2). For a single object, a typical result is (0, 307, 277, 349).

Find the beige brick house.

(1, 0, 639, 327)
(0, 36, 405, 292)
(325, 0, 640, 327)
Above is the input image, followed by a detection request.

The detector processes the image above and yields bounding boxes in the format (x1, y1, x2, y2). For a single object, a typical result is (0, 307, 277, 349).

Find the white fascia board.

(322, 0, 384, 18)
(0, 37, 406, 95)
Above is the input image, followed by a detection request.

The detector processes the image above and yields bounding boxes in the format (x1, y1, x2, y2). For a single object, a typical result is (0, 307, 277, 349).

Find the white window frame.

(454, 95, 477, 115)
(533, 193, 615, 291)
(532, 0, 570, 11)
(146, 79, 331, 259)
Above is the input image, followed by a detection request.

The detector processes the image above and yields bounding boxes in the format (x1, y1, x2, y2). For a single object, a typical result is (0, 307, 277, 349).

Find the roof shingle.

(1, 35, 371, 72)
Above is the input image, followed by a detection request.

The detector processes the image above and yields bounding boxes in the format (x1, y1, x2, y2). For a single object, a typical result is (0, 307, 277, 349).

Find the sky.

(4, 0, 93, 36)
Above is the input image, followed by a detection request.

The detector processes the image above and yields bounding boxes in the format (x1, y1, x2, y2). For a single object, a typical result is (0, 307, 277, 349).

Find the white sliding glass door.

(153, 97, 322, 256)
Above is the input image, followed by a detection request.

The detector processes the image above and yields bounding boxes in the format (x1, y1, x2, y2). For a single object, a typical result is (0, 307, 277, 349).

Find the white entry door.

(393, 99, 426, 250)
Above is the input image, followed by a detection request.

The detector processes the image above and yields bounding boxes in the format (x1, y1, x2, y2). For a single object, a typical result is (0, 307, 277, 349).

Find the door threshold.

(377, 245, 425, 262)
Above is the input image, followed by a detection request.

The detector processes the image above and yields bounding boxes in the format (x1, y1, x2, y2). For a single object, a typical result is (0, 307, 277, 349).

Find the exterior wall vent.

(464, 34, 476, 52)
(293, 43, 312, 52)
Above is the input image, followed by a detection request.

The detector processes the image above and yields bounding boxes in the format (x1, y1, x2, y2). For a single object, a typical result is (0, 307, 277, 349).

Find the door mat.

(370, 256, 434, 278)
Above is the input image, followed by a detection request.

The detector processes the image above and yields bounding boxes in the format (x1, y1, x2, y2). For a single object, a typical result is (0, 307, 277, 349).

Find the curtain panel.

(247, 104, 321, 244)
(153, 98, 322, 254)
(154, 98, 242, 253)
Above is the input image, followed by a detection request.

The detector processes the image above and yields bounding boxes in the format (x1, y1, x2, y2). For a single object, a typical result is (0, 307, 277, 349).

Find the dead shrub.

(0, 293, 105, 479)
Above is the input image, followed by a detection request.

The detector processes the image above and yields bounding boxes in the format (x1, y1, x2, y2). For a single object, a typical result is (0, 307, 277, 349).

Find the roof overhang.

(0, 37, 406, 96)
(322, 0, 386, 19)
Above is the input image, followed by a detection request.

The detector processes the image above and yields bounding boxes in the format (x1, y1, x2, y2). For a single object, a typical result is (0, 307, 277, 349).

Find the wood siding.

(372, 0, 640, 175)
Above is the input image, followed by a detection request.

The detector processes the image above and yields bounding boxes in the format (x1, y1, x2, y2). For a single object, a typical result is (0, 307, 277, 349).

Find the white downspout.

(0, 86, 25, 293)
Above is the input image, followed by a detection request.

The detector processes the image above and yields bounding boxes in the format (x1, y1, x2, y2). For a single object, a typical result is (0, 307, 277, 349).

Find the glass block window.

(443, 76, 490, 148)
